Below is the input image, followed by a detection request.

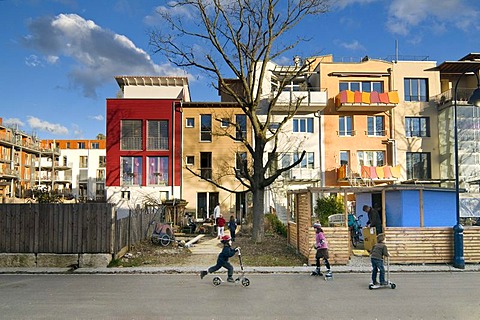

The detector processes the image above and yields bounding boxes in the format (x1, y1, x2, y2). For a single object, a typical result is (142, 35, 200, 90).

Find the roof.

(115, 76, 189, 87)
(426, 61, 480, 74)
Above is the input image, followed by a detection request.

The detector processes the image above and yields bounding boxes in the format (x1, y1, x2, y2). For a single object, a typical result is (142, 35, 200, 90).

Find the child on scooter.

(200, 235, 239, 282)
(370, 234, 390, 285)
(311, 222, 331, 276)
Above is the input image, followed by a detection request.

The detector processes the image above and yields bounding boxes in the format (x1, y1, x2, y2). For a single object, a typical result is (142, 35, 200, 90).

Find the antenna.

(395, 40, 398, 63)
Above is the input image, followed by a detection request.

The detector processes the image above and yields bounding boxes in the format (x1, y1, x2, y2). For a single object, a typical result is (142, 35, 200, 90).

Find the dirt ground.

(113, 232, 307, 268)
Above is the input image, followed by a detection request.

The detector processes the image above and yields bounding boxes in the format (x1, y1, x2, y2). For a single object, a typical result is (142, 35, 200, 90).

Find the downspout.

(172, 101, 176, 199)
(388, 66, 397, 166)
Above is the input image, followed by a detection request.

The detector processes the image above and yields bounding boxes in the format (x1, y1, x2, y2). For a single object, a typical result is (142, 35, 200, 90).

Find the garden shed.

(287, 185, 480, 265)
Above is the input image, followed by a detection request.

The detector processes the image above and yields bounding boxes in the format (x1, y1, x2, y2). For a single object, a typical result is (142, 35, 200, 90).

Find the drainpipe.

(387, 67, 397, 166)
(313, 110, 324, 187)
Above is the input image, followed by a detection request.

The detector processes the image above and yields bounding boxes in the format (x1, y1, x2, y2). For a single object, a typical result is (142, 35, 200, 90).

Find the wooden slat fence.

(0, 203, 161, 257)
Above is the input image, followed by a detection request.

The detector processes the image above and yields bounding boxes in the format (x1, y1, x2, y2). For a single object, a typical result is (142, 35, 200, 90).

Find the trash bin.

(362, 227, 377, 252)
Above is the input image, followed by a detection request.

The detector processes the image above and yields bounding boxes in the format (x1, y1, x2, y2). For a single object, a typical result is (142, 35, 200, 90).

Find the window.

(121, 156, 142, 185)
(147, 120, 168, 150)
(78, 142, 85, 149)
(79, 156, 88, 168)
(235, 114, 247, 140)
(340, 151, 349, 166)
(404, 78, 428, 102)
(293, 118, 314, 133)
(357, 151, 385, 167)
(200, 152, 212, 179)
(147, 156, 168, 185)
(339, 81, 384, 93)
(293, 152, 314, 169)
(91, 142, 99, 149)
(99, 156, 106, 168)
(221, 118, 230, 127)
(200, 115, 212, 142)
(339, 116, 353, 136)
(186, 156, 194, 165)
(96, 169, 105, 181)
(66, 142, 70, 149)
(186, 118, 195, 128)
(367, 116, 385, 136)
(406, 152, 431, 179)
(95, 183, 105, 200)
(236, 152, 247, 175)
(121, 120, 142, 150)
(405, 117, 430, 137)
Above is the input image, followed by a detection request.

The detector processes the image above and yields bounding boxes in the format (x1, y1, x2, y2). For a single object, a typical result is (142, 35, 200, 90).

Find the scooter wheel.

(212, 277, 222, 286)
(241, 278, 250, 287)
(390, 283, 396, 289)
(368, 284, 374, 290)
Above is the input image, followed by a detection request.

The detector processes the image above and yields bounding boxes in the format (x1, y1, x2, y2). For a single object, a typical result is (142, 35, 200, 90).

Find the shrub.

(265, 213, 287, 237)
(314, 195, 344, 226)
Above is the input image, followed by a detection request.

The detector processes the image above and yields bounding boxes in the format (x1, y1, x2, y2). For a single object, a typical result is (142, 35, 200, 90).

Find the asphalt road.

(1, 272, 479, 320)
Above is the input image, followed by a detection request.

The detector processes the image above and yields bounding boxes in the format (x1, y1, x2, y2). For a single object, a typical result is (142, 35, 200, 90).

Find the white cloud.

(339, 40, 365, 51)
(25, 54, 42, 67)
(386, 0, 479, 36)
(23, 13, 190, 98)
(89, 114, 104, 121)
(27, 116, 69, 135)
(3, 118, 25, 129)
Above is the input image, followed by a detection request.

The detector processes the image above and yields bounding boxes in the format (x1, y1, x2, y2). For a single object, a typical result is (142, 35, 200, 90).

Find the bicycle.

(348, 213, 363, 247)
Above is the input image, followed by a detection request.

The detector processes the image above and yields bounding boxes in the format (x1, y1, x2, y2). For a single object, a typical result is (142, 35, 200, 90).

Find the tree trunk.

(251, 186, 265, 243)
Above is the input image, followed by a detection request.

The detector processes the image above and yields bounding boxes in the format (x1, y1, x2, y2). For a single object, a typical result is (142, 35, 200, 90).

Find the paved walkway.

(2, 230, 479, 275)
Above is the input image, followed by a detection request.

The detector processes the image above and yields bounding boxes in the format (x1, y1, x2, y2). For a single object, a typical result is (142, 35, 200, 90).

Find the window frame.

(339, 116, 353, 136)
(293, 118, 314, 133)
(200, 115, 212, 142)
(367, 115, 385, 136)
(406, 152, 431, 180)
(405, 117, 430, 137)
(404, 78, 428, 102)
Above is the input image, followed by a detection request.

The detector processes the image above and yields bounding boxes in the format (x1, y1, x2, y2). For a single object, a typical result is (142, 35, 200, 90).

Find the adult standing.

(363, 205, 382, 235)
(213, 203, 221, 224)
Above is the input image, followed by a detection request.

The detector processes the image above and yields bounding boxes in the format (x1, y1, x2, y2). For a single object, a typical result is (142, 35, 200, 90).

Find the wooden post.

(382, 189, 386, 231)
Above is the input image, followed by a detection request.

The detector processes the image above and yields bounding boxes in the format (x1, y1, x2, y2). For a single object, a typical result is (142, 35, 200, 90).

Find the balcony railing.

(335, 90, 399, 112)
(147, 137, 168, 150)
(337, 164, 401, 181)
(272, 89, 328, 113)
(432, 87, 478, 109)
(121, 137, 142, 150)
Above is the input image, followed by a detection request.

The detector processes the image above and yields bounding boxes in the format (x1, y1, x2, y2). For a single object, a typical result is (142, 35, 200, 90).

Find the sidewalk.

(1, 234, 479, 274)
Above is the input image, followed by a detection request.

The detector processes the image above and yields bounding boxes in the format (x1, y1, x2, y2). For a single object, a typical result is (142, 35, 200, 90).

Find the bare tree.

(150, 0, 329, 242)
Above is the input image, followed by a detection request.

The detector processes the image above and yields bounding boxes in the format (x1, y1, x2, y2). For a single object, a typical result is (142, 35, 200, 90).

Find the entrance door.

(236, 192, 246, 223)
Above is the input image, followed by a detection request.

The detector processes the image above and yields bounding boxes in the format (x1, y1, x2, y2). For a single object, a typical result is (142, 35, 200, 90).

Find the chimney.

(293, 56, 302, 67)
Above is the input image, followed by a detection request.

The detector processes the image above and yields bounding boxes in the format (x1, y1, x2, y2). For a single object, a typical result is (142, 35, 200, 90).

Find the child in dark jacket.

(200, 235, 239, 282)
(370, 234, 390, 285)
(227, 215, 237, 241)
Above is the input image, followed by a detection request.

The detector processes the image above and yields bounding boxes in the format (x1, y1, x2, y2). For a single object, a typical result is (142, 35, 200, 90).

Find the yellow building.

(181, 102, 251, 221)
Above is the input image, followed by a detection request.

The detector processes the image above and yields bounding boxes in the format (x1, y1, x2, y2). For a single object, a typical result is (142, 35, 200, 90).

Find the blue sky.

(1, 0, 479, 139)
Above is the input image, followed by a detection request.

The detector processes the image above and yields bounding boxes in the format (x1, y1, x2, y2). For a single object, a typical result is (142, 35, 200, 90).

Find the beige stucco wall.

(181, 105, 250, 219)
(390, 61, 441, 180)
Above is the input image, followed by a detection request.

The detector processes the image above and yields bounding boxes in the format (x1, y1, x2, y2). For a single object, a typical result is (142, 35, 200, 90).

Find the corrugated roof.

(426, 61, 480, 74)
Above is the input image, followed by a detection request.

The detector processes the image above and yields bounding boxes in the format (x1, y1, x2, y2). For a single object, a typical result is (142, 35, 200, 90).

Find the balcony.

(281, 168, 321, 182)
(432, 87, 478, 110)
(271, 89, 327, 114)
(337, 164, 401, 183)
(335, 90, 399, 112)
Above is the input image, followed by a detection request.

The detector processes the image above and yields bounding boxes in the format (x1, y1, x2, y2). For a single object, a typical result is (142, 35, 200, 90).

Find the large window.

(147, 120, 169, 150)
(121, 156, 142, 186)
(200, 152, 212, 179)
(236, 114, 247, 140)
(200, 115, 212, 142)
(367, 116, 385, 136)
(99, 156, 106, 168)
(339, 116, 353, 136)
(406, 152, 431, 179)
(293, 118, 314, 133)
(147, 156, 168, 185)
(340, 151, 349, 166)
(404, 78, 428, 102)
(357, 151, 385, 167)
(121, 120, 142, 150)
(79, 156, 88, 168)
(339, 81, 383, 92)
(293, 152, 314, 169)
(405, 117, 430, 137)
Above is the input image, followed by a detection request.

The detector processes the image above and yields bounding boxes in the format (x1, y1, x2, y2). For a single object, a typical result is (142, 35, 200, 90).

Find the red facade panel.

(105, 99, 182, 187)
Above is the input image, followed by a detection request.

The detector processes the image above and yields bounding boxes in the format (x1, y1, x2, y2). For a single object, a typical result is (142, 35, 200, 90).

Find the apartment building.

(0, 119, 70, 202)
(41, 139, 106, 202)
(430, 53, 480, 217)
(181, 102, 251, 221)
(105, 76, 189, 217)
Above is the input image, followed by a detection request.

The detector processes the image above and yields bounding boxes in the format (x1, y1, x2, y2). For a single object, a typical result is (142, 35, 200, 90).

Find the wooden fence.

(0, 203, 159, 257)
(287, 190, 480, 265)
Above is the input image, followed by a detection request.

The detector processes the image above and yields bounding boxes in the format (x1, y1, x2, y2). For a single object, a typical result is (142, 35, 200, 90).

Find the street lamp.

(452, 71, 480, 269)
